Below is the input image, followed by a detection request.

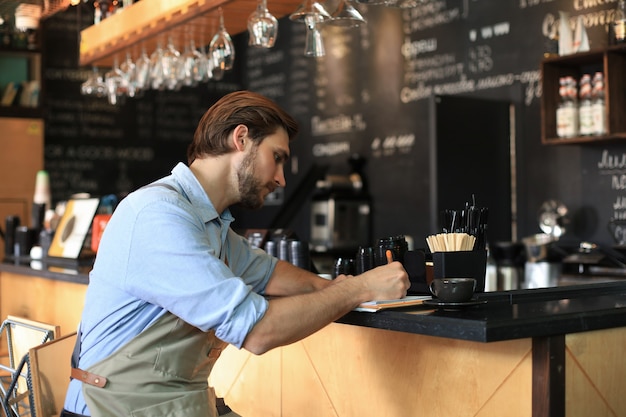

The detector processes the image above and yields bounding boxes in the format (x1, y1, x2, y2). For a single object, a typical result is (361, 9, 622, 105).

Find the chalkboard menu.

(581, 144, 626, 246)
(39, 0, 626, 247)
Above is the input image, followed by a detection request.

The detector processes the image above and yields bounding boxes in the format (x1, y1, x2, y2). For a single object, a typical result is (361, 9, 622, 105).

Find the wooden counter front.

(0, 269, 87, 337)
(210, 322, 626, 417)
(210, 323, 533, 416)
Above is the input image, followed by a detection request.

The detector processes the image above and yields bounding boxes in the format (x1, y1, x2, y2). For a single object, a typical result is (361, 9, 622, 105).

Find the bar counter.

(1, 261, 624, 342)
(338, 281, 626, 342)
(2, 262, 626, 416)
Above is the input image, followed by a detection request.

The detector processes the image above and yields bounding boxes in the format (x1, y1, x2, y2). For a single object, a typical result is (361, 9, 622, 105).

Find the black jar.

(374, 235, 408, 266)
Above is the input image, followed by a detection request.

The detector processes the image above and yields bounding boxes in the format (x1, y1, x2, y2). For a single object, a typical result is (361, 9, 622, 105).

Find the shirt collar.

(170, 162, 235, 225)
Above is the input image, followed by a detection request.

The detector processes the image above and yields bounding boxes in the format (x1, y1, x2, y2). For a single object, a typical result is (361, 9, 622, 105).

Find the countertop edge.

(0, 261, 90, 285)
(339, 281, 626, 343)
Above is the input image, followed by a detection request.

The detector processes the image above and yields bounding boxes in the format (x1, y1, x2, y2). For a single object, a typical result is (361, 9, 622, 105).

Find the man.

(62, 91, 409, 417)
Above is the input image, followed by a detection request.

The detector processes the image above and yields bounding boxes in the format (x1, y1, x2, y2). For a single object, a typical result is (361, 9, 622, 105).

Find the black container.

(354, 246, 374, 275)
(404, 250, 428, 294)
(4, 215, 20, 257)
(374, 235, 408, 266)
(332, 257, 354, 278)
(432, 250, 488, 292)
(14, 226, 35, 257)
(31, 202, 46, 235)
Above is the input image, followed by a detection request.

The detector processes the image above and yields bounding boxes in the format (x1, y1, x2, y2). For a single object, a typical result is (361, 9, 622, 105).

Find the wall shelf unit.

(0, 48, 42, 118)
(79, 0, 303, 67)
(541, 44, 626, 145)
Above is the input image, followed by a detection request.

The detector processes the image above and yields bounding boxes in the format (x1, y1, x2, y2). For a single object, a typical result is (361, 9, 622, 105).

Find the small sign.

(48, 198, 100, 259)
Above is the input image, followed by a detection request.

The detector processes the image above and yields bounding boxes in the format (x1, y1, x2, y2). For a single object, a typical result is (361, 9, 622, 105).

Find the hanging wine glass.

(104, 56, 128, 105)
(162, 36, 181, 90)
(192, 39, 209, 84)
(327, 0, 366, 27)
(289, 0, 331, 57)
(178, 35, 197, 87)
(134, 45, 151, 91)
(206, 44, 223, 81)
(289, 0, 331, 22)
(81, 66, 106, 97)
(304, 14, 326, 57)
(149, 39, 165, 90)
(209, 53, 224, 80)
(247, 0, 279, 48)
(119, 52, 138, 97)
(209, 7, 235, 72)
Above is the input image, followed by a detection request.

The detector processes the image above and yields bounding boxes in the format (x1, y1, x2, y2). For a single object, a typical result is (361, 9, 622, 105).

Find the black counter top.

(338, 281, 626, 343)
(0, 259, 90, 285)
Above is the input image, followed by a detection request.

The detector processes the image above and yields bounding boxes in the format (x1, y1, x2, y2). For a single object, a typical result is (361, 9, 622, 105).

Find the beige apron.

(79, 312, 228, 417)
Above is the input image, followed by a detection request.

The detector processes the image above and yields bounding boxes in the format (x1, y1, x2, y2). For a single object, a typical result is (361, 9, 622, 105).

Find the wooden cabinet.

(541, 45, 626, 145)
(0, 117, 44, 256)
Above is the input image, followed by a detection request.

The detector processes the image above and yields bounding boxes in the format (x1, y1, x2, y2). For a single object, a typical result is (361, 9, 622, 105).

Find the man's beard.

(236, 151, 266, 210)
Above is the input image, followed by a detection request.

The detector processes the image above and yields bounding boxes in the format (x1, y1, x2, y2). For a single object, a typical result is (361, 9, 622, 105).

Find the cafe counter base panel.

(210, 324, 625, 417)
(1, 262, 625, 417)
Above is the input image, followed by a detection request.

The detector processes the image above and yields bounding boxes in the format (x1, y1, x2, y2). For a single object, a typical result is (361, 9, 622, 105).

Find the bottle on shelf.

(93, 0, 103, 24)
(578, 74, 593, 136)
(544, 27, 559, 58)
(1, 14, 13, 48)
(11, 28, 28, 50)
(591, 72, 607, 136)
(93, 0, 121, 24)
(612, 0, 626, 44)
(556, 76, 578, 138)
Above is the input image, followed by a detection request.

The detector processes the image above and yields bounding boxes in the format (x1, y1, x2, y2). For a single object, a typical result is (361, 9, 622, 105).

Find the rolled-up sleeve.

(120, 193, 274, 348)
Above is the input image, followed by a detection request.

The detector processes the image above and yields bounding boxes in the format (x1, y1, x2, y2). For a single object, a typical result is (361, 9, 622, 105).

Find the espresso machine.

(310, 156, 371, 253)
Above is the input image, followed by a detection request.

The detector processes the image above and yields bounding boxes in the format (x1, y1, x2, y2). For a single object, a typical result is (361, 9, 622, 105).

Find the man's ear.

(233, 124, 249, 152)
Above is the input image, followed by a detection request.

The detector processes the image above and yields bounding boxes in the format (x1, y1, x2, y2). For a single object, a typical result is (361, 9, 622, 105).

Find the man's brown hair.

(187, 90, 299, 164)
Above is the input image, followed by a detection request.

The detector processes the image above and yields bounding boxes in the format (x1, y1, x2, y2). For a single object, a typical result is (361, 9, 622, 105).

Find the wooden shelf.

(79, 0, 302, 67)
(542, 132, 626, 145)
(540, 44, 626, 145)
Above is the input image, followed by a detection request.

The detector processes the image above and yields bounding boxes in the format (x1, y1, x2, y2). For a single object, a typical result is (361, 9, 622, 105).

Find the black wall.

(40, 0, 626, 250)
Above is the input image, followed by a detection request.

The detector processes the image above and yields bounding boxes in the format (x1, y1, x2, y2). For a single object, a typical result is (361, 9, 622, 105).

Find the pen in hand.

(385, 249, 407, 300)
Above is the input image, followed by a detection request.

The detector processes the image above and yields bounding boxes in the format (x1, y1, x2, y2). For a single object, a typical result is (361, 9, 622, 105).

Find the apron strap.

(70, 329, 81, 371)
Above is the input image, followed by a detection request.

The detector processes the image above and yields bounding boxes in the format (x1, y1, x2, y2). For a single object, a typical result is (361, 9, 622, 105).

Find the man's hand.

(350, 261, 410, 301)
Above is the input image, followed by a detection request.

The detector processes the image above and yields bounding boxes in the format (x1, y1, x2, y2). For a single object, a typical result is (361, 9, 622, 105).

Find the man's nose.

(275, 167, 286, 188)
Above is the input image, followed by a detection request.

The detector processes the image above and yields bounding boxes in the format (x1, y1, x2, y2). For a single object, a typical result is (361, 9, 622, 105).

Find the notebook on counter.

(355, 295, 432, 312)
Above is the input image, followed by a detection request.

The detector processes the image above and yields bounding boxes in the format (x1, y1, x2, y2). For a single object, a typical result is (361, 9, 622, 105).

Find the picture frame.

(48, 198, 100, 260)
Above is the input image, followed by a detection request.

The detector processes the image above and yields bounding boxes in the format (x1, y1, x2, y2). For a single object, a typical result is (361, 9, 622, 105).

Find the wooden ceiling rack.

(78, 0, 300, 67)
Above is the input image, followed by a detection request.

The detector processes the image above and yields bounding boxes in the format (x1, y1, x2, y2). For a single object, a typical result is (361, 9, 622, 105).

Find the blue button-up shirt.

(64, 162, 274, 414)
